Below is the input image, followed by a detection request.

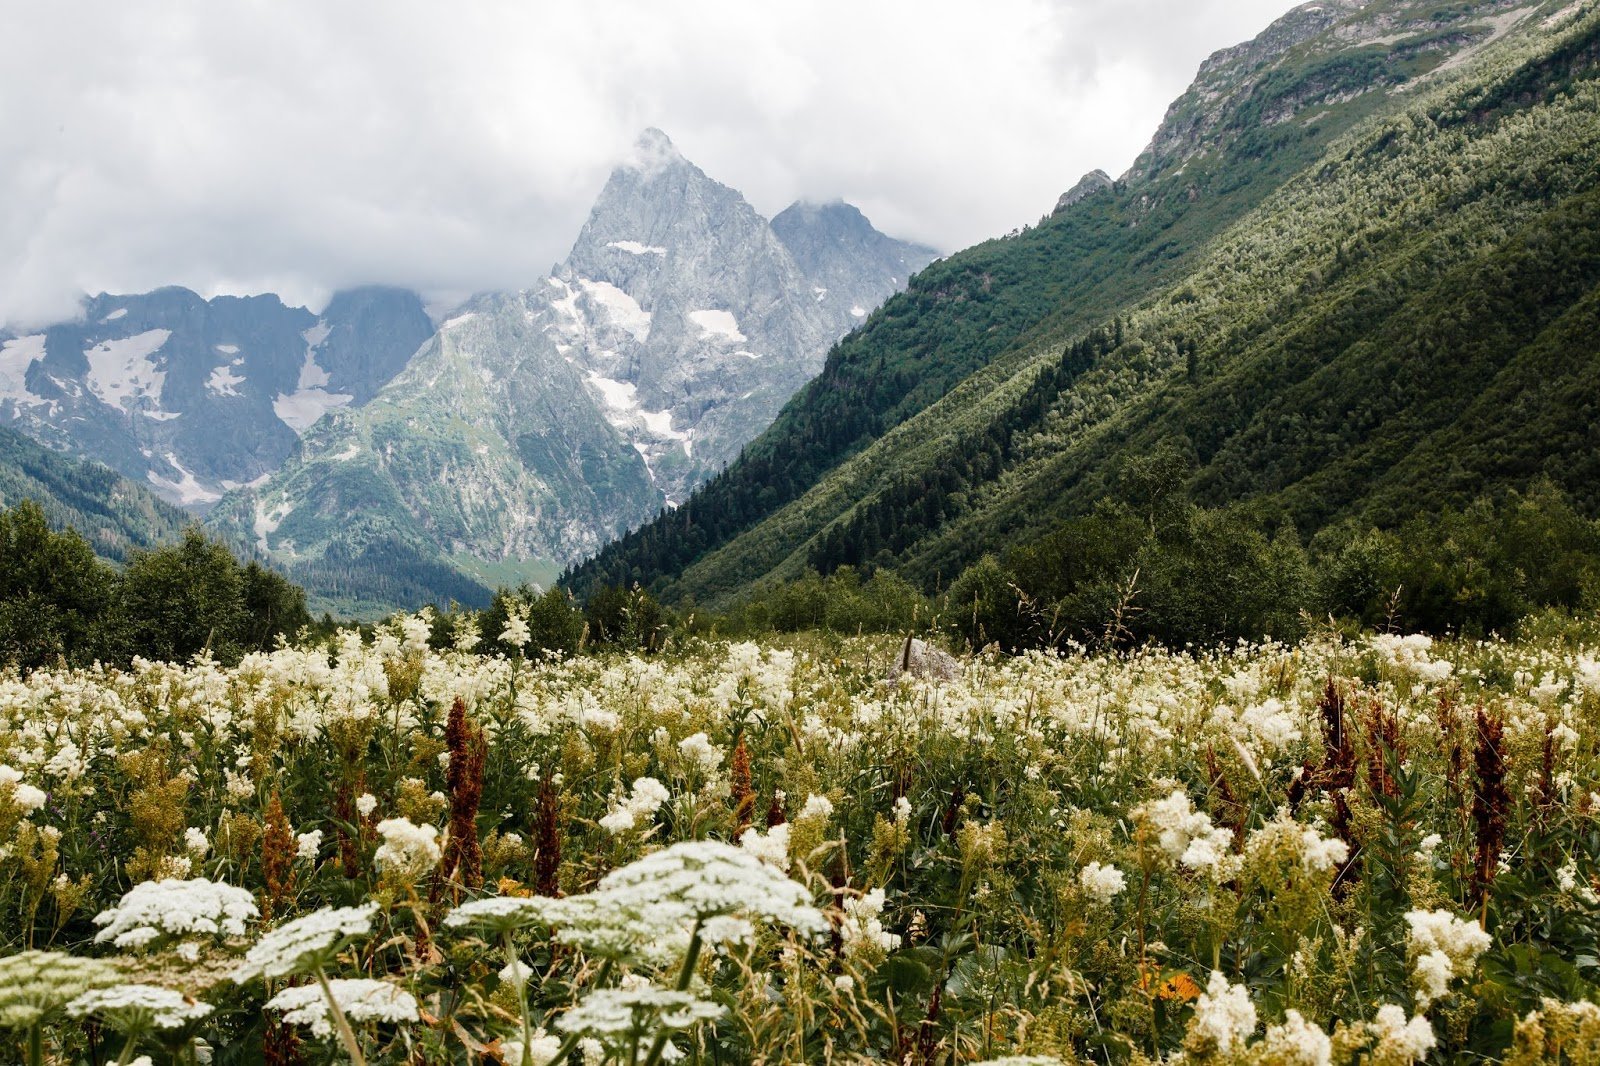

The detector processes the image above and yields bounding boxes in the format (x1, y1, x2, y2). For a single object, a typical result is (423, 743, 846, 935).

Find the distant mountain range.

(0, 286, 433, 507)
(0, 129, 934, 614)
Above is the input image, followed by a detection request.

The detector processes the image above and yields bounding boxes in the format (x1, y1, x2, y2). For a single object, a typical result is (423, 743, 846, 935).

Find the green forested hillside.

(0, 424, 189, 562)
(566, 0, 1516, 601)
(568, 0, 1600, 615)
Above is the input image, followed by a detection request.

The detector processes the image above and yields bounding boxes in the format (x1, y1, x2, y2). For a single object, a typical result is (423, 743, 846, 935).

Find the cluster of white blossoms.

(1405, 908, 1492, 1007)
(267, 978, 419, 1038)
(373, 817, 442, 879)
(677, 731, 723, 773)
(1243, 810, 1350, 876)
(738, 821, 792, 870)
(497, 1028, 563, 1066)
(510, 840, 827, 967)
(1136, 789, 1235, 874)
(557, 985, 724, 1038)
(500, 608, 532, 649)
(1370, 633, 1455, 684)
(66, 984, 213, 1032)
(598, 776, 670, 834)
(1365, 1004, 1437, 1061)
(1187, 971, 1258, 1053)
(1077, 862, 1126, 904)
(234, 903, 378, 982)
(0, 764, 46, 813)
(92, 878, 258, 952)
(840, 888, 901, 958)
(1254, 1009, 1333, 1066)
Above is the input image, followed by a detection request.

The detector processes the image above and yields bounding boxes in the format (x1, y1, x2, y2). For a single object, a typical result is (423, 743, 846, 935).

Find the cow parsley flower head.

(444, 894, 552, 935)
(539, 840, 826, 965)
(267, 979, 419, 1038)
(373, 817, 441, 879)
(1187, 971, 1257, 1053)
(93, 878, 259, 952)
(234, 903, 379, 982)
(0, 951, 121, 1028)
(66, 984, 213, 1033)
(554, 985, 724, 1038)
(1405, 908, 1491, 1006)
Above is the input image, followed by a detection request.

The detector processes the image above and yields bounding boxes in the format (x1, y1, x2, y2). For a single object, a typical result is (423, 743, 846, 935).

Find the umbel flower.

(93, 878, 259, 952)
(555, 985, 724, 1038)
(266, 978, 419, 1038)
(66, 983, 213, 1032)
(233, 903, 379, 982)
(0, 950, 121, 1028)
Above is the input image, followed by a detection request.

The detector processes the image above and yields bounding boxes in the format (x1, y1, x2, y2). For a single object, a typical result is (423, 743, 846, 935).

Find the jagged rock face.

(208, 129, 937, 606)
(1053, 170, 1114, 215)
(771, 200, 938, 334)
(0, 286, 431, 508)
(1120, 0, 1540, 184)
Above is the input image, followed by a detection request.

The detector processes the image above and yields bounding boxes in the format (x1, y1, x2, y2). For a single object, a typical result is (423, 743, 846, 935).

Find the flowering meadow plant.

(1, 621, 1600, 1061)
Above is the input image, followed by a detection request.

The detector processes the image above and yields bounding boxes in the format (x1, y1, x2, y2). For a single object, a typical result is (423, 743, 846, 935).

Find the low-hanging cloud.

(2, 0, 1299, 327)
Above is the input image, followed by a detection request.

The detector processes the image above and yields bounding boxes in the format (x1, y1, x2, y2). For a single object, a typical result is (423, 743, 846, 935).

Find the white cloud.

(0, 0, 1300, 327)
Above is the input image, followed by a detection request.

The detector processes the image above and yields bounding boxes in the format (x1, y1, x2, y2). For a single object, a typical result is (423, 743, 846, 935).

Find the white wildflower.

(94, 878, 259, 951)
(677, 732, 723, 773)
(1368, 1004, 1436, 1061)
(799, 794, 834, 822)
(1078, 862, 1126, 904)
(500, 609, 531, 649)
(267, 978, 418, 1038)
(1137, 789, 1234, 874)
(738, 822, 791, 871)
(1255, 1009, 1331, 1066)
(295, 830, 323, 862)
(0, 765, 46, 813)
(66, 984, 213, 1031)
(1405, 908, 1491, 1007)
(373, 817, 441, 879)
(599, 777, 670, 835)
(841, 888, 901, 958)
(184, 827, 210, 857)
(1189, 971, 1257, 1052)
(234, 903, 378, 982)
(356, 793, 378, 818)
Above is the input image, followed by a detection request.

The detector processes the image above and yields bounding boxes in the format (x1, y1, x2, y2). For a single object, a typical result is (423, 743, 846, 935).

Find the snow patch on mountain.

(207, 364, 246, 397)
(146, 453, 221, 506)
(0, 335, 46, 405)
(608, 240, 667, 256)
(688, 309, 746, 342)
(274, 344, 352, 432)
(85, 329, 172, 413)
(579, 279, 652, 341)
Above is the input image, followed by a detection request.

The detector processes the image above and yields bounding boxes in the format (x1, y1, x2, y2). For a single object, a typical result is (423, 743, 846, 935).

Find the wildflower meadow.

(3, 617, 1600, 1064)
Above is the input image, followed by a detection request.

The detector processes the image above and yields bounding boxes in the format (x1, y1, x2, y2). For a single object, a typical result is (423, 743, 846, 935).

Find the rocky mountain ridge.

(0, 286, 432, 509)
(205, 130, 937, 613)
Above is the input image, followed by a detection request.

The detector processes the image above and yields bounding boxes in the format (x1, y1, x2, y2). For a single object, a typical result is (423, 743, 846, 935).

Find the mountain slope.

(209, 130, 936, 615)
(0, 423, 189, 562)
(588, 0, 1600, 609)
(567, 0, 1530, 604)
(0, 286, 432, 508)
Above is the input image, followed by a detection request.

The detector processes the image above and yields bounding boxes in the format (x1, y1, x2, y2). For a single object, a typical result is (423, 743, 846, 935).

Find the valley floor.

(3, 625, 1598, 1062)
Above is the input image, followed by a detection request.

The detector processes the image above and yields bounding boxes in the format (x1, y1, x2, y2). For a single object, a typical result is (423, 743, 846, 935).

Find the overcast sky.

(2, 0, 1301, 328)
